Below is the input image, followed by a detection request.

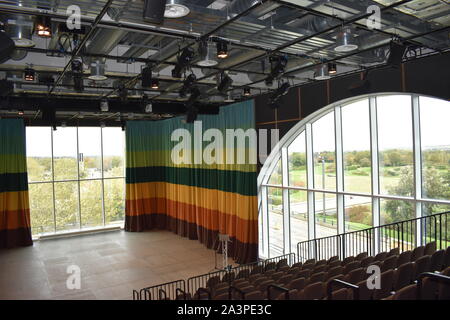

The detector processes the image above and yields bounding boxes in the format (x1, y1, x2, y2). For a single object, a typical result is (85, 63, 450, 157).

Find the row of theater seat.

(187, 242, 450, 300)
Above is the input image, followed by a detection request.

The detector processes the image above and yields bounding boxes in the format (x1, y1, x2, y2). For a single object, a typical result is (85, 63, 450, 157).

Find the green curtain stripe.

(0, 154, 28, 175)
(126, 150, 257, 171)
(0, 120, 27, 156)
(0, 171, 28, 193)
(126, 166, 257, 196)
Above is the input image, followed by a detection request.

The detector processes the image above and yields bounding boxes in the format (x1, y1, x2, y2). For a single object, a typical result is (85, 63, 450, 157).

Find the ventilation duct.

(197, 41, 218, 67)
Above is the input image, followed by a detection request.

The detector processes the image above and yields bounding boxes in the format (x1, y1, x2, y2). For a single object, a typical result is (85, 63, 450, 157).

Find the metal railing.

(133, 279, 186, 300)
(297, 211, 449, 262)
(187, 253, 295, 297)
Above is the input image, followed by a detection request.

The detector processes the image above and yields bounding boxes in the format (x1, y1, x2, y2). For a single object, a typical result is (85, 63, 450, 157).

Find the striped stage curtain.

(125, 101, 258, 263)
(0, 119, 32, 248)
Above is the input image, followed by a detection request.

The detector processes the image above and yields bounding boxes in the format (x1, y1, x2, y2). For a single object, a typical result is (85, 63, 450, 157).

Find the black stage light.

(35, 16, 52, 37)
(179, 73, 196, 98)
(172, 47, 195, 78)
(243, 87, 251, 96)
(143, 0, 167, 25)
(328, 62, 337, 75)
(216, 40, 228, 59)
(185, 86, 201, 123)
(141, 65, 153, 88)
(270, 82, 290, 106)
(217, 72, 233, 93)
(150, 78, 159, 89)
(24, 67, 35, 81)
(265, 55, 288, 86)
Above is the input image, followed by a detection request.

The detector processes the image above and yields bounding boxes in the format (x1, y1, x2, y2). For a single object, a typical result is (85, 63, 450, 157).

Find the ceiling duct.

(88, 60, 107, 81)
(5, 16, 35, 48)
(226, 0, 280, 18)
(197, 41, 218, 67)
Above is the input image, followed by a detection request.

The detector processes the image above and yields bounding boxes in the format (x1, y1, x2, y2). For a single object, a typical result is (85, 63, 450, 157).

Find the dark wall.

(255, 52, 450, 166)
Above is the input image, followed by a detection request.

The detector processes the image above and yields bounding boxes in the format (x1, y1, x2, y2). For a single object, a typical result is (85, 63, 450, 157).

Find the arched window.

(258, 93, 450, 259)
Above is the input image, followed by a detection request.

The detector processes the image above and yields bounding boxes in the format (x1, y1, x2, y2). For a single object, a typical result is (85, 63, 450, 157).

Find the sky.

(26, 127, 124, 157)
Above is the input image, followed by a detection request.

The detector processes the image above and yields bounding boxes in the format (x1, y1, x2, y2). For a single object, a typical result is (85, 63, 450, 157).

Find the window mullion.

(369, 96, 380, 255)
(412, 95, 422, 246)
(281, 147, 290, 254)
(335, 106, 345, 235)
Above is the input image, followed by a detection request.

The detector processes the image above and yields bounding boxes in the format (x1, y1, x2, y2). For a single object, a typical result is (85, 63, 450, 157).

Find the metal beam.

(48, 0, 115, 94)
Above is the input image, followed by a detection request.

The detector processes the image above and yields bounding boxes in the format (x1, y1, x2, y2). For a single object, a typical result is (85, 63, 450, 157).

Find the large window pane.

(53, 127, 78, 181)
(344, 195, 372, 232)
(380, 198, 415, 251)
(26, 127, 52, 182)
(421, 203, 450, 250)
(314, 192, 337, 238)
(104, 178, 125, 225)
(290, 190, 308, 254)
(80, 180, 103, 228)
(268, 158, 282, 185)
(268, 187, 284, 257)
(342, 99, 371, 193)
(29, 183, 54, 234)
(312, 111, 336, 190)
(78, 127, 102, 179)
(54, 181, 79, 232)
(288, 131, 306, 187)
(103, 127, 125, 178)
(420, 96, 450, 201)
(377, 95, 413, 196)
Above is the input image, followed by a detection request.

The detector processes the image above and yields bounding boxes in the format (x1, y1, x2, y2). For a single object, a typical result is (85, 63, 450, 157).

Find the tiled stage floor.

(0, 230, 231, 300)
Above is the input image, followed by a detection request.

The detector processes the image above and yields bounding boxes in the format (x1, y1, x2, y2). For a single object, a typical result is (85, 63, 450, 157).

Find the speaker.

(0, 31, 15, 64)
(143, 0, 167, 25)
(387, 40, 407, 67)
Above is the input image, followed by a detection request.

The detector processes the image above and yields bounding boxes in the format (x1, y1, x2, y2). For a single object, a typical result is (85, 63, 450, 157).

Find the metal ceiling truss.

(0, 0, 449, 107)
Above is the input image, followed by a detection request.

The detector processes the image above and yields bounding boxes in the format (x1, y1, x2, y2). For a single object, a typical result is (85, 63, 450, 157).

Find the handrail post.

(267, 284, 290, 300)
(327, 279, 359, 300)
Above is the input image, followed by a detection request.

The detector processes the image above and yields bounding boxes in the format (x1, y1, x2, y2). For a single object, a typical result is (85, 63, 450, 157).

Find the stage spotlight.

(243, 87, 251, 96)
(217, 72, 233, 93)
(172, 47, 195, 78)
(270, 82, 290, 105)
(328, 62, 337, 75)
(216, 40, 228, 59)
(179, 73, 196, 98)
(88, 60, 107, 81)
(24, 67, 35, 81)
(141, 65, 153, 88)
(35, 16, 52, 38)
(18, 109, 24, 116)
(151, 78, 159, 89)
(265, 55, 288, 86)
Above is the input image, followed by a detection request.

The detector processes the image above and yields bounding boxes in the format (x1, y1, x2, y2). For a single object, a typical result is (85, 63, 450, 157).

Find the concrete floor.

(0, 230, 230, 300)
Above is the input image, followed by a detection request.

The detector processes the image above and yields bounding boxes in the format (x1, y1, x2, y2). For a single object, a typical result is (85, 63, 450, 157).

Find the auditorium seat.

(429, 249, 445, 271)
(411, 246, 425, 261)
(329, 288, 353, 300)
(300, 282, 325, 300)
(341, 256, 355, 266)
(328, 256, 339, 264)
(444, 247, 450, 269)
(393, 262, 414, 291)
(326, 260, 342, 270)
(372, 269, 395, 300)
(360, 256, 375, 268)
(307, 272, 326, 285)
(396, 250, 412, 267)
(388, 284, 417, 300)
(424, 241, 437, 256)
(291, 262, 303, 268)
(278, 274, 294, 285)
(312, 265, 327, 274)
(413, 255, 431, 279)
(381, 255, 398, 272)
(297, 269, 311, 279)
(356, 252, 368, 260)
(374, 251, 388, 261)
(265, 262, 277, 271)
(250, 265, 264, 275)
(388, 248, 400, 257)
(344, 267, 365, 284)
(357, 279, 373, 300)
(287, 277, 306, 292)
(327, 266, 344, 280)
(245, 291, 264, 300)
(343, 261, 361, 274)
